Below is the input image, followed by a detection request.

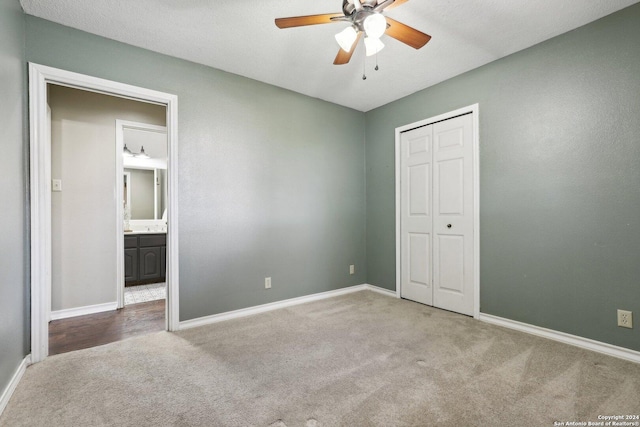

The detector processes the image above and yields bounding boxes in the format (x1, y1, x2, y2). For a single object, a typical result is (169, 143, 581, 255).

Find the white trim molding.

(180, 284, 397, 330)
(362, 283, 399, 298)
(394, 104, 481, 319)
(50, 302, 118, 321)
(29, 63, 180, 363)
(0, 355, 31, 417)
(479, 313, 640, 364)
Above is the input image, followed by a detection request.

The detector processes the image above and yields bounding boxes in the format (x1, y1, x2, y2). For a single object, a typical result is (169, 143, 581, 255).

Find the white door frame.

(115, 120, 168, 309)
(29, 63, 180, 363)
(395, 104, 480, 319)
(123, 171, 132, 214)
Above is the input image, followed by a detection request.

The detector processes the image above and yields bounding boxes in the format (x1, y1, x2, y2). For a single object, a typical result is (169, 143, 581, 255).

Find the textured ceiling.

(20, 0, 640, 112)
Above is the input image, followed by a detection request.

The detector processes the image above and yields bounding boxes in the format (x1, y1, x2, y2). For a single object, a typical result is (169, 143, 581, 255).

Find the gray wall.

(25, 16, 366, 321)
(365, 4, 640, 351)
(0, 0, 28, 400)
(49, 85, 165, 311)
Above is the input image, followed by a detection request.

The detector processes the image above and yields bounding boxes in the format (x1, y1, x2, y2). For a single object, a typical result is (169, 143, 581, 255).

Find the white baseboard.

(479, 313, 640, 364)
(50, 301, 118, 321)
(0, 354, 31, 417)
(362, 283, 398, 298)
(180, 284, 397, 330)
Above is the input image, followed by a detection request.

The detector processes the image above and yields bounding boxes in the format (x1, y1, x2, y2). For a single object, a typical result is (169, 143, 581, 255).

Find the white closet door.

(432, 114, 474, 316)
(399, 113, 475, 316)
(400, 125, 433, 306)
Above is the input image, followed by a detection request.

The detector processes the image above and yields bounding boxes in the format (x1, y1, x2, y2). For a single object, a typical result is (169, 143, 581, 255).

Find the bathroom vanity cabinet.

(124, 233, 166, 286)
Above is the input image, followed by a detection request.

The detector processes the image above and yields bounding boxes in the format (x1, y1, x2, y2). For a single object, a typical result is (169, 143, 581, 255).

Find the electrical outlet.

(617, 309, 633, 329)
(265, 277, 271, 289)
(349, 265, 355, 275)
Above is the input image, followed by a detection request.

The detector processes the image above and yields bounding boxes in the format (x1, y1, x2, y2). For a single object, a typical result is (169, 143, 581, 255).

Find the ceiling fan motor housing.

(342, 1, 384, 34)
(342, 0, 379, 17)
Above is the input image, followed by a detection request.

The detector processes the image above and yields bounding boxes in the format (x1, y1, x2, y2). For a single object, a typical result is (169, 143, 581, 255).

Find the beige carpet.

(2, 291, 639, 426)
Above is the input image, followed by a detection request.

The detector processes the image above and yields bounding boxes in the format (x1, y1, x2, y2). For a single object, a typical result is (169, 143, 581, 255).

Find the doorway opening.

(29, 64, 179, 362)
(118, 120, 169, 309)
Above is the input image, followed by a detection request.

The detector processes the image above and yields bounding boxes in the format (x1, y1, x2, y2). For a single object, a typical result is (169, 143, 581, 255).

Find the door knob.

(447, 224, 452, 228)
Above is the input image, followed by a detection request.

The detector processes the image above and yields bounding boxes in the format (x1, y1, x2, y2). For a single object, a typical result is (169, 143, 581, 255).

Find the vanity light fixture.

(137, 146, 150, 159)
(122, 144, 151, 159)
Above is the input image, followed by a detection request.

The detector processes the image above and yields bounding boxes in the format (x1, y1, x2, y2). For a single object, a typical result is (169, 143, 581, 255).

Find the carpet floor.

(1, 291, 639, 426)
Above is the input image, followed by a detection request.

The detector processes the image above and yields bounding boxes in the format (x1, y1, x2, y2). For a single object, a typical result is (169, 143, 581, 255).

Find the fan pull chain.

(362, 55, 367, 80)
(375, 51, 379, 71)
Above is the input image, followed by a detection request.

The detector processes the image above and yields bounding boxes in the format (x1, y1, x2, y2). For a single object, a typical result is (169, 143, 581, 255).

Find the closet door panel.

(400, 125, 433, 306)
(433, 114, 474, 316)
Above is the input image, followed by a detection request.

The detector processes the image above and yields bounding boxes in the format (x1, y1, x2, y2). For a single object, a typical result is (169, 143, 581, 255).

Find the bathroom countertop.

(124, 230, 167, 235)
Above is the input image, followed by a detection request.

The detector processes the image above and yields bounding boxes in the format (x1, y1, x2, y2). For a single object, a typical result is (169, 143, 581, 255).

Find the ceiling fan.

(275, 0, 431, 65)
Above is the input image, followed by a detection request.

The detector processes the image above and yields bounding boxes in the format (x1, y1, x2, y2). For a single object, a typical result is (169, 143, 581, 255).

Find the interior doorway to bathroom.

(29, 63, 179, 361)
(118, 121, 169, 309)
(46, 85, 167, 355)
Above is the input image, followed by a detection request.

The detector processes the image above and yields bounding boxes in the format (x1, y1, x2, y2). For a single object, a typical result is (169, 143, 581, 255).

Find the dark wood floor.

(49, 300, 165, 355)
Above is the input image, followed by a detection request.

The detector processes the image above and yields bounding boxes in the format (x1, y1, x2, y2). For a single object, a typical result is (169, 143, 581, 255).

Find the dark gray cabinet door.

(139, 247, 162, 281)
(124, 248, 138, 282)
(125, 233, 166, 285)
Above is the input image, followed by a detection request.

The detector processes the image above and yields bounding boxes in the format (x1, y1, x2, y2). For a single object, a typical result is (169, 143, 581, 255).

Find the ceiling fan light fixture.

(275, 0, 430, 66)
(335, 26, 358, 52)
(363, 12, 386, 39)
(364, 36, 385, 56)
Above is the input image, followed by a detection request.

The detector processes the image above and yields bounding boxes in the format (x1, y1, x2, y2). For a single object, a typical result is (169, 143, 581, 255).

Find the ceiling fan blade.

(334, 32, 363, 65)
(384, 0, 409, 11)
(275, 13, 343, 29)
(385, 17, 431, 49)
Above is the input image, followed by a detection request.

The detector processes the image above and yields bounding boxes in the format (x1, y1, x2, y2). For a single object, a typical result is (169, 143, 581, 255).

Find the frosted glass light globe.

(335, 26, 358, 52)
(363, 13, 386, 39)
(364, 36, 385, 56)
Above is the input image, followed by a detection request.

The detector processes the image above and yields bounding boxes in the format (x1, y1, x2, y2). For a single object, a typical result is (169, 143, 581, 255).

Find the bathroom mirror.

(124, 167, 166, 220)
(120, 123, 168, 222)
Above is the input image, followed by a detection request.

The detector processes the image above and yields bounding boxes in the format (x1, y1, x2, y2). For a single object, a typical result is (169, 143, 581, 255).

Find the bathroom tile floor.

(125, 282, 166, 305)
